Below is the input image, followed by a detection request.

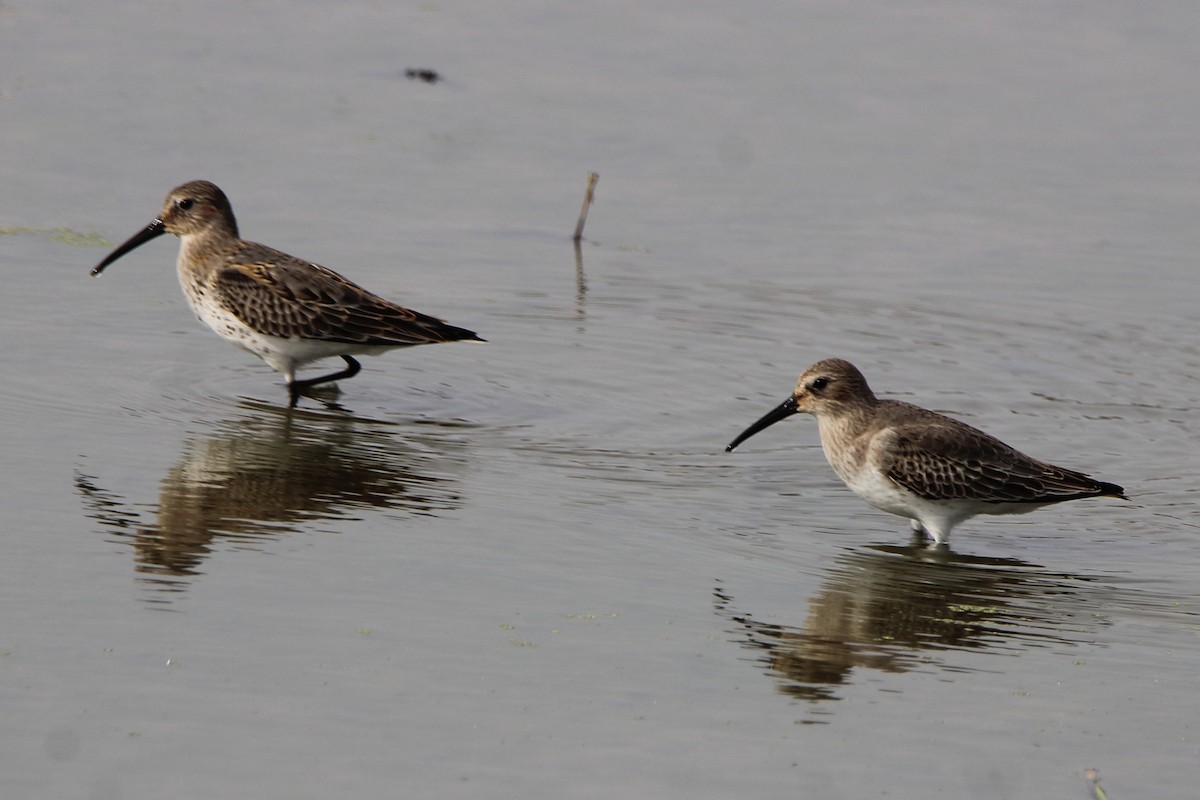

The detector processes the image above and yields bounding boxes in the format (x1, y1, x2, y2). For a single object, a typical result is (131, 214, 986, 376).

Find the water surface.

(2, 2, 1197, 798)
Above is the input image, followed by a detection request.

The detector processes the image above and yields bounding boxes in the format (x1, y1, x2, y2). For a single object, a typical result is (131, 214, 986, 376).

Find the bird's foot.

(287, 381, 343, 408)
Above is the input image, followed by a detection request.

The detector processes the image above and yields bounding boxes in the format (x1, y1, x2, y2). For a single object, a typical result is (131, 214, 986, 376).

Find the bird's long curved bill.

(726, 395, 798, 452)
(90, 219, 166, 276)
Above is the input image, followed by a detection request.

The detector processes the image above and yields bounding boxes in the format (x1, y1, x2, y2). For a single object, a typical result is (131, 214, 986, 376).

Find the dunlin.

(726, 358, 1126, 544)
(91, 180, 483, 406)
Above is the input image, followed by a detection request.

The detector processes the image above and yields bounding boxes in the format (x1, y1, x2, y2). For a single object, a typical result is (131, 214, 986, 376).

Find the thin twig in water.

(573, 171, 599, 242)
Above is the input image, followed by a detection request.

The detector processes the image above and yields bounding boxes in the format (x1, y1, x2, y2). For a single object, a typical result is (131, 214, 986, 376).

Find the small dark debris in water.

(1083, 769, 1110, 800)
(405, 68, 441, 84)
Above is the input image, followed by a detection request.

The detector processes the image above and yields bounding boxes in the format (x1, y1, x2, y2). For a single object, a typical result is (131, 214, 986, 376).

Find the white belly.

(838, 464, 926, 519)
(176, 262, 391, 379)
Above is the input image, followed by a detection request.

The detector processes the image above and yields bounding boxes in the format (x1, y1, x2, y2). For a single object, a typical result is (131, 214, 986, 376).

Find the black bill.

(90, 218, 167, 276)
(726, 395, 799, 452)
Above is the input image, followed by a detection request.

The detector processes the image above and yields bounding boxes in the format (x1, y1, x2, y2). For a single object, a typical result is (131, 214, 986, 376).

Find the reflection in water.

(76, 403, 470, 602)
(715, 539, 1109, 706)
(573, 238, 588, 321)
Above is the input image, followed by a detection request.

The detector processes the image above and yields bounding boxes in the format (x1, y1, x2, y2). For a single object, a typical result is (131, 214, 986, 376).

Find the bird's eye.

(178, 198, 195, 210)
(809, 376, 829, 392)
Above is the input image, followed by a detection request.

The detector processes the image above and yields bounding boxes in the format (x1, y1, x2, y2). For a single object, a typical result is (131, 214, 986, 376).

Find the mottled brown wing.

(213, 243, 481, 345)
(882, 421, 1117, 504)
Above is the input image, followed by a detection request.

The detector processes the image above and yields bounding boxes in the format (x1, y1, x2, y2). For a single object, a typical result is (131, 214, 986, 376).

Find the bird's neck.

(815, 400, 879, 480)
(178, 230, 239, 275)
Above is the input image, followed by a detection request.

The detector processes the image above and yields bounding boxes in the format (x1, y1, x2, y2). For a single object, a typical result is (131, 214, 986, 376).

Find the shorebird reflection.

(715, 542, 1107, 705)
(77, 406, 469, 600)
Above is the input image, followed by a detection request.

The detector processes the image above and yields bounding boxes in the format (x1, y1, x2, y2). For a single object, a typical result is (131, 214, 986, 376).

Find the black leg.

(287, 356, 362, 406)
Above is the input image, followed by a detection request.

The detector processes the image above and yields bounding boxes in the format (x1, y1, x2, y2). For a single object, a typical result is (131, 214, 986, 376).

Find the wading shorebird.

(90, 180, 483, 406)
(726, 358, 1126, 545)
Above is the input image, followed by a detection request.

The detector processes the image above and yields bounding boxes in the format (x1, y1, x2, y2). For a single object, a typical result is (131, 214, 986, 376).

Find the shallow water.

(2, 1, 1198, 798)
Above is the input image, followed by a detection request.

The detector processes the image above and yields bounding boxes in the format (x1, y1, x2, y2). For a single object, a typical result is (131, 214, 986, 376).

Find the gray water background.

(1, 2, 1197, 797)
